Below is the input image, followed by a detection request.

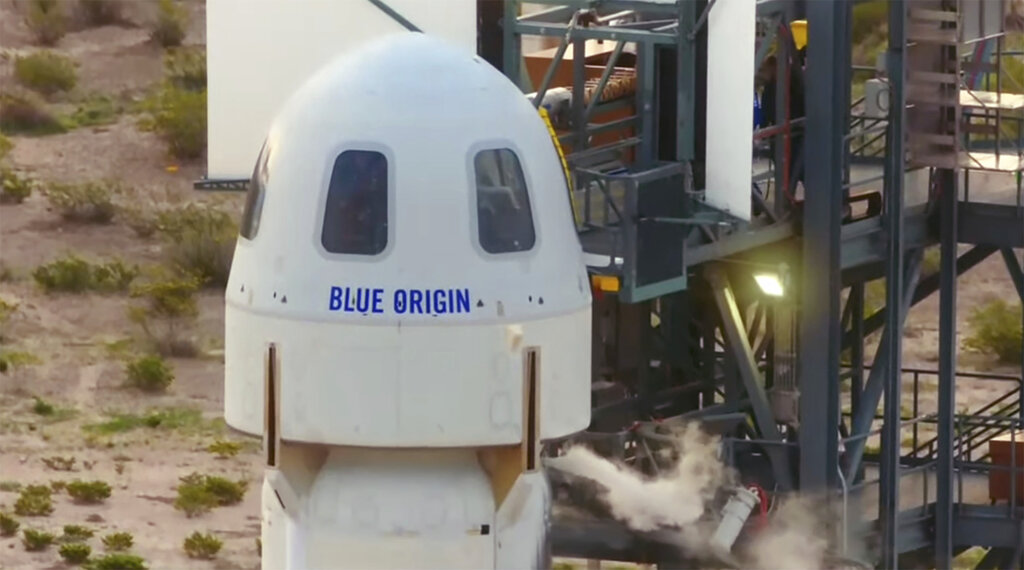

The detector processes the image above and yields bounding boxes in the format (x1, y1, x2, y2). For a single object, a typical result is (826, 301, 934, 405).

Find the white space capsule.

(223, 32, 592, 569)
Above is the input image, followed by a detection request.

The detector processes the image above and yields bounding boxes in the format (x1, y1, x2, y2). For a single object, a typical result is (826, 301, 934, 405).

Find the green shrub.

(61, 524, 94, 542)
(128, 273, 200, 357)
(42, 455, 76, 471)
(22, 528, 56, 551)
(0, 480, 23, 492)
(14, 485, 53, 516)
(1, 167, 35, 204)
(164, 46, 205, 91)
(174, 472, 247, 518)
(32, 397, 56, 417)
(207, 439, 242, 459)
(101, 531, 133, 552)
(24, 0, 67, 46)
(44, 181, 120, 223)
(0, 131, 12, 161)
(50, 480, 67, 492)
(33, 254, 138, 294)
(60, 542, 92, 564)
(67, 94, 124, 128)
(0, 91, 64, 135)
(0, 512, 20, 536)
(151, 0, 187, 48)
(921, 246, 941, 277)
(183, 531, 222, 559)
(66, 480, 112, 504)
(14, 51, 77, 96)
(125, 355, 174, 392)
(86, 553, 148, 570)
(965, 299, 1023, 363)
(156, 204, 236, 287)
(145, 85, 206, 160)
(78, 0, 123, 26)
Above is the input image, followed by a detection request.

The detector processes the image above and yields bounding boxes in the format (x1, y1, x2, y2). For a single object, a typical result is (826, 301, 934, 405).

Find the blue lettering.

(356, 288, 370, 313)
(372, 288, 384, 313)
(394, 290, 407, 313)
(329, 286, 343, 311)
(410, 290, 424, 314)
(455, 289, 470, 313)
(343, 287, 355, 312)
(434, 290, 447, 314)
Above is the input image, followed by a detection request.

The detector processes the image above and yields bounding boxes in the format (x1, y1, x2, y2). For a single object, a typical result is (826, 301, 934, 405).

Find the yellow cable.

(538, 107, 580, 226)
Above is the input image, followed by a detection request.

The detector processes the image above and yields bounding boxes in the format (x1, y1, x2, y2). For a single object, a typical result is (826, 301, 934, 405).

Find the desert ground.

(0, 1, 1020, 569)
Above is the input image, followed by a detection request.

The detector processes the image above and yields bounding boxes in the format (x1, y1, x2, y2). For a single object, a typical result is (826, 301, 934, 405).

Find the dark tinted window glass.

(240, 141, 270, 240)
(321, 150, 388, 255)
(474, 149, 535, 254)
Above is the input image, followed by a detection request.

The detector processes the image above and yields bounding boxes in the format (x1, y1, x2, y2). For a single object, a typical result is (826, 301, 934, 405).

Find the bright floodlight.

(754, 273, 785, 297)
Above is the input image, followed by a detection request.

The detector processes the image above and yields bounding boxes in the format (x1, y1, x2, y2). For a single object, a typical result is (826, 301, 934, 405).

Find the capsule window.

(321, 150, 389, 256)
(474, 148, 536, 254)
(240, 141, 271, 240)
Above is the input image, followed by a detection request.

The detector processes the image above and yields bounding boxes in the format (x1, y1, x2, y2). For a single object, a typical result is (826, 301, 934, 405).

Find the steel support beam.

(936, 170, 957, 569)
(707, 266, 793, 490)
(798, 0, 847, 493)
(1001, 248, 1024, 301)
(880, 2, 907, 563)
(843, 249, 922, 482)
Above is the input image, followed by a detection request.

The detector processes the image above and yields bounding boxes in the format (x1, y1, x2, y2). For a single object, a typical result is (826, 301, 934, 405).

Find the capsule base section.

(261, 445, 550, 570)
(225, 306, 591, 446)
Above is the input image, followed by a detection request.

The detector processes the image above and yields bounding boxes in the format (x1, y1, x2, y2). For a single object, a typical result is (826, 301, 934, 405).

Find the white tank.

(224, 32, 593, 447)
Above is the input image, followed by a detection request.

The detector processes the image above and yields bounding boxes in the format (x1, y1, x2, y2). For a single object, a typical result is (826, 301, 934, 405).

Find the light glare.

(754, 273, 784, 297)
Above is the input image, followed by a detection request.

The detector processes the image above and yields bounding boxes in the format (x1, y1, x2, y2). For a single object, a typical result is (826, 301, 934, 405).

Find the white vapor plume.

(551, 422, 836, 569)
(554, 423, 727, 532)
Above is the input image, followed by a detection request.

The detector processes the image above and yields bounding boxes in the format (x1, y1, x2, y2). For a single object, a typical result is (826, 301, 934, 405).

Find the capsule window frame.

(239, 139, 272, 242)
(313, 142, 396, 262)
(466, 141, 541, 259)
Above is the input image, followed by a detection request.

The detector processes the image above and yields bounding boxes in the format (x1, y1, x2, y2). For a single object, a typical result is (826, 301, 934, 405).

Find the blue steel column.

(935, 168, 957, 568)
(880, 0, 907, 566)
(502, 0, 521, 88)
(798, 0, 847, 492)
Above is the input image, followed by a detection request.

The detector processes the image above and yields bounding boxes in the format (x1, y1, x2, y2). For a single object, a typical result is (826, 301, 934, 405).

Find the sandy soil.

(0, 1, 1020, 569)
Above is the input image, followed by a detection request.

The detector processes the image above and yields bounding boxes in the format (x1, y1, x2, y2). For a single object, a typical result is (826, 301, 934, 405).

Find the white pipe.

(710, 486, 761, 553)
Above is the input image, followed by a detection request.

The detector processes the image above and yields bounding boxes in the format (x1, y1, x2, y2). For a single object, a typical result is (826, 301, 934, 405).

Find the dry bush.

(23, 0, 67, 46)
(144, 85, 207, 160)
(174, 472, 247, 518)
(128, 272, 201, 357)
(22, 528, 55, 551)
(156, 203, 236, 287)
(44, 180, 121, 223)
(183, 531, 222, 560)
(164, 46, 206, 91)
(14, 485, 52, 516)
(1, 167, 35, 204)
(0, 512, 20, 536)
(59, 542, 91, 564)
(150, 0, 188, 48)
(87, 553, 148, 570)
(14, 51, 77, 96)
(0, 90, 65, 135)
(66, 480, 112, 504)
(125, 354, 174, 393)
(101, 531, 133, 551)
(0, 132, 12, 161)
(61, 524, 94, 543)
(32, 254, 138, 294)
(965, 299, 1023, 364)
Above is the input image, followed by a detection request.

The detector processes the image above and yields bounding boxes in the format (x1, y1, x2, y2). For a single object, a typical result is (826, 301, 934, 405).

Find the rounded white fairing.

(225, 32, 592, 446)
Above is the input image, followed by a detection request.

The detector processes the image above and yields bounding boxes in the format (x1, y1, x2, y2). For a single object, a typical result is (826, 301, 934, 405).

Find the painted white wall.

(704, 0, 755, 221)
(206, 0, 477, 180)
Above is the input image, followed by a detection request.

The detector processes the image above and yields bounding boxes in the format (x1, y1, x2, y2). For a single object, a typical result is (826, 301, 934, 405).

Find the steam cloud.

(552, 423, 835, 569)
